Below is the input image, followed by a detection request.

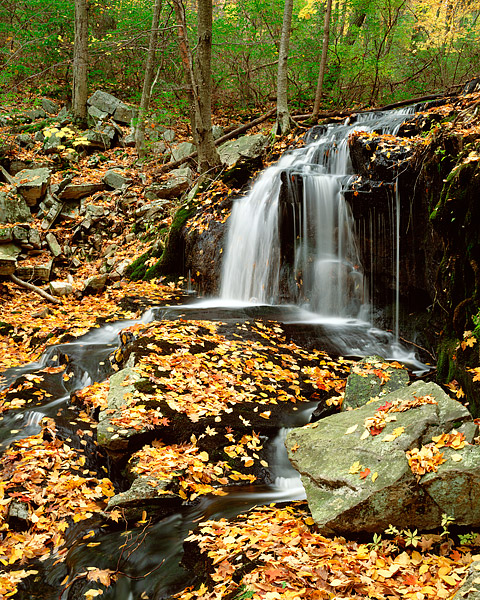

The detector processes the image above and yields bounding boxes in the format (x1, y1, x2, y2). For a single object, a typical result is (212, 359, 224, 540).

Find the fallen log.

(154, 108, 276, 175)
(9, 273, 62, 305)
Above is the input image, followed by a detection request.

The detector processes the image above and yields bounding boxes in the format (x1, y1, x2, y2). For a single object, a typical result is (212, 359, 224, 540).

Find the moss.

(146, 203, 196, 278)
(125, 241, 164, 281)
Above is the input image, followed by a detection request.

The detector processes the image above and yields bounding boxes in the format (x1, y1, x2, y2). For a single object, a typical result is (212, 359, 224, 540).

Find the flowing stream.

(1, 106, 429, 599)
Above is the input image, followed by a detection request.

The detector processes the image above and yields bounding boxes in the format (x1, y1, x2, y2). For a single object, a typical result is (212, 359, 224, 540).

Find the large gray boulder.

(218, 133, 269, 168)
(87, 90, 135, 124)
(13, 168, 51, 205)
(343, 355, 410, 410)
(0, 191, 32, 224)
(286, 381, 480, 535)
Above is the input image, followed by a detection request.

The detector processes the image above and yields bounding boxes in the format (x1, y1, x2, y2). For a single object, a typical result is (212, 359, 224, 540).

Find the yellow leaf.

(305, 517, 315, 526)
(440, 574, 457, 586)
(345, 424, 358, 435)
(371, 471, 378, 482)
(84, 591, 104, 599)
(349, 461, 362, 474)
(451, 453, 463, 462)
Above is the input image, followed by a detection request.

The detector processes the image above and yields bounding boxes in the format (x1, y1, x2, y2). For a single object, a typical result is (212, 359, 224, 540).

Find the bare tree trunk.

(274, 0, 294, 135)
(172, 0, 220, 173)
(72, 0, 88, 127)
(195, 0, 220, 172)
(135, 0, 163, 160)
(312, 0, 333, 118)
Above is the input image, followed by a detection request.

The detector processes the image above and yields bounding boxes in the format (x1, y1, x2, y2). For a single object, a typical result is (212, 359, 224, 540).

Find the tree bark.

(312, 0, 333, 118)
(194, 0, 220, 172)
(72, 0, 88, 128)
(274, 0, 294, 135)
(172, 0, 220, 173)
(135, 0, 163, 161)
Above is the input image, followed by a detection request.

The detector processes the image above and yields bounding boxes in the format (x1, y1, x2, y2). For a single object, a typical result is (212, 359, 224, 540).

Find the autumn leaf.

(359, 468, 371, 479)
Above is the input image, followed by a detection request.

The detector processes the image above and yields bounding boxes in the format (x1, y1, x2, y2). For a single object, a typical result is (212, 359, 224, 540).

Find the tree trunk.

(274, 0, 294, 135)
(172, 0, 220, 173)
(72, 0, 88, 128)
(194, 0, 220, 172)
(312, 0, 333, 118)
(135, 0, 163, 161)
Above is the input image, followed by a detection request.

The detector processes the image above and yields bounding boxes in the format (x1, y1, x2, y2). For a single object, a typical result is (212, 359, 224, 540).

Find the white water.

(220, 108, 416, 327)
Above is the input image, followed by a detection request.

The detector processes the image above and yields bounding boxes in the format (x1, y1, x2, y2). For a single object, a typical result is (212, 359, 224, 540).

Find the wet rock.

(13, 167, 51, 206)
(103, 169, 132, 189)
(0, 191, 32, 224)
(287, 381, 480, 535)
(218, 133, 269, 168)
(83, 274, 107, 294)
(46, 232, 62, 257)
(343, 355, 410, 410)
(49, 281, 73, 296)
(171, 141, 195, 163)
(41, 98, 60, 114)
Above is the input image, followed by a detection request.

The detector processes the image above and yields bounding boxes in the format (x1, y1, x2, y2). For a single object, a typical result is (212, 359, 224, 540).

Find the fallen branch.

(154, 108, 276, 175)
(292, 92, 457, 122)
(9, 273, 62, 305)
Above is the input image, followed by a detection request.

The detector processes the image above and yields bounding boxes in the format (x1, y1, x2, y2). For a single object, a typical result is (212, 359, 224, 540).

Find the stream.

(2, 105, 430, 599)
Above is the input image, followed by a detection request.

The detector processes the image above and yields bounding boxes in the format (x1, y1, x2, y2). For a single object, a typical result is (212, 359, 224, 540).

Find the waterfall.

(220, 108, 416, 323)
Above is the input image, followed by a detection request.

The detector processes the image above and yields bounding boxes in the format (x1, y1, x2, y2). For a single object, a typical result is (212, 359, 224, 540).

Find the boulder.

(343, 355, 410, 410)
(15, 260, 52, 282)
(41, 98, 59, 114)
(43, 130, 66, 154)
(144, 168, 192, 200)
(87, 90, 135, 124)
(59, 182, 105, 201)
(286, 381, 480, 535)
(135, 198, 171, 219)
(162, 129, 175, 143)
(0, 192, 32, 224)
(84, 124, 116, 149)
(218, 133, 269, 168)
(0, 243, 20, 275)
(87, 105, 108, 123)
(23, 108, 46, 121)
(171, 141, 195, 163)
(212, 125, 225, 140)
(45, 233, 62, 257)
(49, 281, 73, 296)
(16, 134, 34, 149)
(83, 274, 107, 295)
(97, 368, 144, 453)
(13, 168, 51, 206)
(102, 169, 132, 190)
(106, 475, 182, 521)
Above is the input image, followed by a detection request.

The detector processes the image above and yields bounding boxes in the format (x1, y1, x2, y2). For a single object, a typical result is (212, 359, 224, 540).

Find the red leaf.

(359, 468, 371, 479)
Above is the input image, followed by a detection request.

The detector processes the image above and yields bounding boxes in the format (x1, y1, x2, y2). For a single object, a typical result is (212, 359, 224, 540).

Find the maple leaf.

(359, 468, 371, 479)
(86, 568, 115, 586)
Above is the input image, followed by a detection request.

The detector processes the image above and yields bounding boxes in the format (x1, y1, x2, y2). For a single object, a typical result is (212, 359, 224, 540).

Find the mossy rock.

(125, 241, 164, 281)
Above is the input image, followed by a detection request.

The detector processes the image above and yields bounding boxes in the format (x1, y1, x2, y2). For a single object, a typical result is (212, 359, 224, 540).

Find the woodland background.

(1, 0, 479, 120)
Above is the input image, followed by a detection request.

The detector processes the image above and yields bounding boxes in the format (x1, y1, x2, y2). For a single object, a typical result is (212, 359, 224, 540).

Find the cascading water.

(220, 108, 416, 328)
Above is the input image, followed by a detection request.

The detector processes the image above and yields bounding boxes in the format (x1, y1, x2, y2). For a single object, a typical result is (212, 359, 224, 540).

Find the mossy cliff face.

(415, 116, 480, 414)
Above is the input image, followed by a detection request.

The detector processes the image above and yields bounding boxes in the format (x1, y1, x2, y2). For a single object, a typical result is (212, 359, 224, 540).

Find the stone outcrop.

(13, 167, 51, 205)
(87, 90, 136, 124)
(287, 381, 480, 535)
(218, 133, 269, 168)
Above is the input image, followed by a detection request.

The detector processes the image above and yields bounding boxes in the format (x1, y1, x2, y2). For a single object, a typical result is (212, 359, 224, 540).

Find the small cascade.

(220, 107, 417, 329)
